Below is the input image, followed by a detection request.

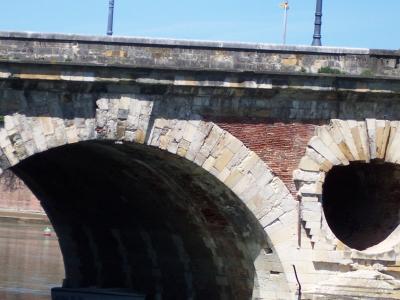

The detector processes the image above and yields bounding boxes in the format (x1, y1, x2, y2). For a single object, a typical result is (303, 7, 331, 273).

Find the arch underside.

(13, 141, 267, 299)
(0, 90, 294, 299)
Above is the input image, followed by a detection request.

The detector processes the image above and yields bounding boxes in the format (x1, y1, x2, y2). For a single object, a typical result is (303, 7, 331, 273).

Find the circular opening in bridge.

(322, 161, 400, 251)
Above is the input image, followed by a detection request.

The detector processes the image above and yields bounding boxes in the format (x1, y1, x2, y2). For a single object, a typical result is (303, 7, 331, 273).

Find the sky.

(0, 0, 399, 50)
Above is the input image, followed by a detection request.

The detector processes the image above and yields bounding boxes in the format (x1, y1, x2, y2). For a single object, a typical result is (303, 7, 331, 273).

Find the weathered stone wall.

(0, 31, 399, 78)
(0, 32, 398, 299)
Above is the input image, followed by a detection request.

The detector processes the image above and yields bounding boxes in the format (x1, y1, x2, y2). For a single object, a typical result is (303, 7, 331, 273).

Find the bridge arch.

(0, 93, 295, 299)
(295, 119, 400, 254)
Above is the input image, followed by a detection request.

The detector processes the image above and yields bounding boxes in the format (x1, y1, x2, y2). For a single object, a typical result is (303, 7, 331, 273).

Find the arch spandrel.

(0, 92, 296, 299)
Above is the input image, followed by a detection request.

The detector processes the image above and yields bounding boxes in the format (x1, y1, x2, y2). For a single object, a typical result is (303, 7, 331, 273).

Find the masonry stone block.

(366, 118, 377, 159)
(316, 126, 349, 165)
(331, 119, 360, 160)
(298, 156, 320, 172)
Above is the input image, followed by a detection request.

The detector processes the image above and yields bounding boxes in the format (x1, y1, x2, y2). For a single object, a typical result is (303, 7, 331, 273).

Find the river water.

(0, 220, 64, 300)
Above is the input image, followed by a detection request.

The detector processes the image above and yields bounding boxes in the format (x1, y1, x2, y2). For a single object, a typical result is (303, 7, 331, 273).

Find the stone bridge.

(0, 32, 400, 300)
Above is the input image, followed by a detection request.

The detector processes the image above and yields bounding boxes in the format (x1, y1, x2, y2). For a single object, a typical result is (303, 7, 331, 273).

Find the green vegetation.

(318, 66, 344, 75)
(361, 69, 374, 77)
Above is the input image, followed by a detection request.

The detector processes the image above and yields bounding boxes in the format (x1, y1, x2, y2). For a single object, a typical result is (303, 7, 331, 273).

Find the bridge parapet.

(0, 31, 399, 78)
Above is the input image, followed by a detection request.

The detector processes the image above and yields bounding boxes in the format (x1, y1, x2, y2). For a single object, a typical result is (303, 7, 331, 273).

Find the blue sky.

(1, 1, 399, 49)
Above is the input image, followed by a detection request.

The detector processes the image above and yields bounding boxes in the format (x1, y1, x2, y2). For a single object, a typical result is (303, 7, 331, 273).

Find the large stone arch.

(294, 119, 400, 298)
(0, 92, 296, 299)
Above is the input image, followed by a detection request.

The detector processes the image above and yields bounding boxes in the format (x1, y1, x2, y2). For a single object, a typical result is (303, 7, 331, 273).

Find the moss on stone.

(318, 66, 344, 75)
(361, 69, 374, 76)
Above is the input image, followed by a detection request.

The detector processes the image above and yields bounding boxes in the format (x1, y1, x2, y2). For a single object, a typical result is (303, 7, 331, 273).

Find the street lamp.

(280, 1, 290, 45)
(311, 0, 323, 46)
(107, 0, 114, 36)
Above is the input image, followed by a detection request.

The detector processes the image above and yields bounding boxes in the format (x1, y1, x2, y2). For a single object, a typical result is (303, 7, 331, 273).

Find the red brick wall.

(0, 171, 44, 213)
(215, 120, 318, 194)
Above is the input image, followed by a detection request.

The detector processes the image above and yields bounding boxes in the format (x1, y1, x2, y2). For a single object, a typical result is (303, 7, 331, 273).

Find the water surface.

(0, 220, 64, 300)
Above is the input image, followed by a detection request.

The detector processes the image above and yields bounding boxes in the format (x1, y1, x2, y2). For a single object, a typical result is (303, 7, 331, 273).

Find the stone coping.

(1, 31, 398, 56)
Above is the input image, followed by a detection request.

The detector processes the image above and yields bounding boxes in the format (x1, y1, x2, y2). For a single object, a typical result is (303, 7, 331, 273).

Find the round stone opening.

(322, 161, 400, 251)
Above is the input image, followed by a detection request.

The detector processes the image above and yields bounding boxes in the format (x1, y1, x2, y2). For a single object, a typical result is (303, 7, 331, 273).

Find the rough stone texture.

(0, 32, 399, 299)
(0, 31, 399, 78)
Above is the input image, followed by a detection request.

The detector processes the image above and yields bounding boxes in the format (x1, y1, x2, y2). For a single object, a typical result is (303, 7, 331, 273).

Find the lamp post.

(107, 0, 114, 36)
(280, 1, 289, 45)
(311, 0, 323, 46)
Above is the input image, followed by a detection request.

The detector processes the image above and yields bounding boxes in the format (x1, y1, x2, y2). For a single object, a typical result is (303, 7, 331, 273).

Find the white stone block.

(0, 129, 11, 148)
(299, 182, 322, 195)
(224, 132, 243, 153)
(348, 120, 367, 161)
(308, 136, 341, 165)
(293, 169, 324, 182)
(376, 120, 390, 159)
(331, 119, 359, 160)
(316, 126, 349, 165)
(357, 121, 370, 162)
(305, 147, 332, 172)
(232, 173, 255, 195)
(302, 201, 321, 212)
(301, 196, 319, 202)
(182, 122, 198, 143)
(366, 118, 377, 159)
(96, 98, 108, 110)
(298, 156, 320, 172)
(302, 210, 321, 222)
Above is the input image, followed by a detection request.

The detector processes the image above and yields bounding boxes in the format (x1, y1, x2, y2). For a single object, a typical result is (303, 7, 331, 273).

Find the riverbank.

(0, 210, 50, 225)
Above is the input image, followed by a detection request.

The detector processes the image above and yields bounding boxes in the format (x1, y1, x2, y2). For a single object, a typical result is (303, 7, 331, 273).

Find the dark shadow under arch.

(323, 161, 400, 251)
(11, 140, 268, 300)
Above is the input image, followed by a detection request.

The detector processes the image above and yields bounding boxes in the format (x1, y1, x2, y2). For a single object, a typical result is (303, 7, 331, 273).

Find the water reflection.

(0, 220, 64, 300)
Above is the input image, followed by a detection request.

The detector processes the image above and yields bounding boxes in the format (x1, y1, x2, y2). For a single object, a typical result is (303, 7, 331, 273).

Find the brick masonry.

(0, 171, 43, 213)
(216, 119, 318, 194)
